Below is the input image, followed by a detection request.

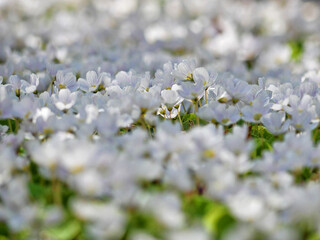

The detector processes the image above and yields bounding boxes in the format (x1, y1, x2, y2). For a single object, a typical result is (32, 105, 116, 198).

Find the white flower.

(55, 71, 79, 92)
(163, 167, 193, 191)
(283, 94, 315, 116)
(261, 111, 290, 135)
(0, 124, 8, 136)
(222, 76, 252, 103)
(21, 73, 39, 94)
(227, 191, 265, 222)
(113, 71, 139, 89)
(73, 170, 104, 196)
(52, 89, 77, 111)
(72, 199, 125, 238)
(193, 67, 214, 89)
(153, 61, 175, 89)
(146, 193, 185, 229)
(131, 233, 158, 240)
(172, 59, 197, 80)
(27, 135, 72, 169)
(302, 70, 320, 87)
(290, 111, 318, 132)
(241, 90, 271, 123)
(78, 71, 105, 92)
(299, 81, 318, 97)
(177, 81, 204, 101)
(8, 75, 21, 92)
(198, 101, 240, 125)
(0, 86, 13, 119)
(33, 107, 56, 133)
(60, 140, 96, 173)
(96, 112, 119, 138)
(161, 86, 183, 108)
(12, 96, 36, 119)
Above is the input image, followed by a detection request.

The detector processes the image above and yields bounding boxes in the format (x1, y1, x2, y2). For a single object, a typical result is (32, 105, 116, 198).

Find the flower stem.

(8, 119, 13, 133)
(194, 99, 200, 125)
(247, 124, 252, 139)
(205, 90, 208, 104)
(51, 169, 61, 205)
(140, 118, 152, 137)
(47, 76, 56, 94)
(146, 123, 152, 138)
(14, 118, 19, 134)
(195, 99, 199, 112)
(177, 109, 183, 130)
(53, 179, 62, 205)
(182, 102, 187, 113)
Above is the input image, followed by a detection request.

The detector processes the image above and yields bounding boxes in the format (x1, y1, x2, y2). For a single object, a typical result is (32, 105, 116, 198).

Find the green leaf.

(203, 202, 236, 239)
(44, 220, 82, 240)
(0, 221, 9, 237)
(28, 182, 51, 202)
(139, 180, 165, 192)
(312, 127, 320, 144)
(182, 113, 197, 130)
(250, 125, 274, 140)
(293, 167, 319, 184)
(182, 194, 213, 221)
(182, 195, 235, 239)
(121, 210, 165, 240)
(181, 113, 207, 130)
(0, 119, 15, 133)
(289, 39, 304, 62)
(307, 234, 320, 240)
(250, 125, 278, 159)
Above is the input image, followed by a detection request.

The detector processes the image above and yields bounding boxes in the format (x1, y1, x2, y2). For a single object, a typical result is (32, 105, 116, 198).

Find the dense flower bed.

(1, 0, 320, 239)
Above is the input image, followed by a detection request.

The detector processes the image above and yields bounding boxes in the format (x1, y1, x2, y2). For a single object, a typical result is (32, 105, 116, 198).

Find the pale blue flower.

(198, 101, 240, 125)
(172, 59, 197, 81)
(177, 81, 204, 101)
(55, 71, 79, 92)
(261, 111, 291, 135)
(78, 71, 106, 92)
(21, 73, 39, 94)
(222, 76, 252, 103)
(52, 89, 77, 111)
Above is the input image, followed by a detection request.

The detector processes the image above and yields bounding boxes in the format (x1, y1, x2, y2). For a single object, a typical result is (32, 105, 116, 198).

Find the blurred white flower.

(52, 89, 77, 111)
(227, 191, 265, 222)
(21, 73, 39, 94)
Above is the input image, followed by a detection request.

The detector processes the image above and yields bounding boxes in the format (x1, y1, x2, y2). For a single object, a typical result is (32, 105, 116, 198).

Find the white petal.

(78, 78, 89, 92)
(86, 71, 98, 85)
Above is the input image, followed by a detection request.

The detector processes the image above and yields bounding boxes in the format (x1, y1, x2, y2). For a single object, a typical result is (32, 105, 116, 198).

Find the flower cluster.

(1, 0, 320, 239)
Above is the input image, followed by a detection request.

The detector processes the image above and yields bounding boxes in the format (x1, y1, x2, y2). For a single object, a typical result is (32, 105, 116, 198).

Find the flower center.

(202, 149, 216, 158)
(221, 118, 230, 124)
(253, 113, 262, 121)
(186, 73, 194, 81)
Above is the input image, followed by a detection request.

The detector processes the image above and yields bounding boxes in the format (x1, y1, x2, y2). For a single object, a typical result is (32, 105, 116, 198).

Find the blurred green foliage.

(289, 39, 304, 62)
(182, 194, 235, 239)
